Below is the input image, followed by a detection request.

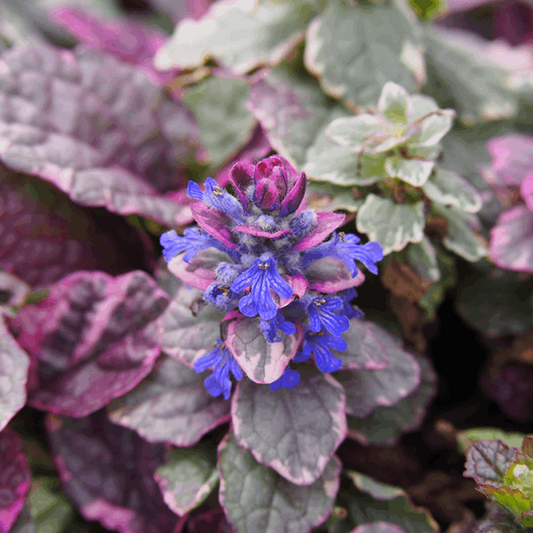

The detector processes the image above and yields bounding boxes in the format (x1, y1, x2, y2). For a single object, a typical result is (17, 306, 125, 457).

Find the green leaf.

(155, 443, 219, 516)
(433, 204, 487, 262)
(325, 114, 387, 152)
(304, 109, 386, 186)
(185, 77, 256, 167)
(424, 27, 518, 125)
(218, 433, 341, 533)
(347, 354, 437, 445)
(422, 167, 482, 213)
(154, 0, 315, 74)
(336, 472, 439, 533)
(247, 70, 336, 167)
(356, 195, 425, 255)
(406, 110, 455, 148)
(305, 0, 423, 109)
(456, 275, 533, 338)
(405, 237, 440, 283)
(232, 366, 346, 485)
(457, 428, 527, 456)
(107, 356, 230, 447)
(384, 157, 434, 187)
(306, 182, 364, 212)
(378, 82, 411, 125)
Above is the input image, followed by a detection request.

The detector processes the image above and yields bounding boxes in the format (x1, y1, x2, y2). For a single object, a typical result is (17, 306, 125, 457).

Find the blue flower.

(187, 178, 244, 223)
(299, 331, 347, 373)
(301, 295, 350, 337)
(260, 310, 297, 343)
(339, 288, 364, 320)
(160, 227, 223, 263)
(270, 366, 301, 391)
(193, 341, 243, 400)
(230, 256, 293, 320)
(303, 232, 384, 277)
(203, 283, 239, 313)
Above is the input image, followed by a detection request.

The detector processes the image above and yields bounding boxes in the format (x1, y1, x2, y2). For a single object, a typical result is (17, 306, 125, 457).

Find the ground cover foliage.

(1, 0, 533, 531)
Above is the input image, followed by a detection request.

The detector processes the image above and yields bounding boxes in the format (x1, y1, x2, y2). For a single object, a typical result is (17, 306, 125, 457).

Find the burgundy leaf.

(0, 428, 31, 533)
(191, 203, 238, 249)
(225, 315, 303, 384)
(232, 366, 346, 485)
(520, 174, 533, 212)
(13, 270, 168, 417)
(233, 225, 291, 239)
(46, 412, 184, 533)
(293, 212, 346, 251)
(490, 205, 533, 273)
(0, 44, 198, 225)
(305, 258, 365, 293)
(108, 356, 230, 447)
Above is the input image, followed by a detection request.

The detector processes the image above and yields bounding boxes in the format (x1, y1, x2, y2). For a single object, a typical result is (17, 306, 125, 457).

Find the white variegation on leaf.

(356, 195, 425, 255)
(378, 82, 412, 125)
(406, 237, 440, 283)
(422, 167, 482, 213)
(385, 157, 435, 187)
(325, 114, 387, 152)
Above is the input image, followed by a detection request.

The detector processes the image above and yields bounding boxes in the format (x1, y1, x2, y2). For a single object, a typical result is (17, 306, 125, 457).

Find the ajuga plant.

(160, 155, 384, 396)
(3, 0, 533, 532)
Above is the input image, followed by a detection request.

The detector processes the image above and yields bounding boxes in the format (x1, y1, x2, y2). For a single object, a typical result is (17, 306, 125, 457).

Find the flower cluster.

(161, 156, 383, 398)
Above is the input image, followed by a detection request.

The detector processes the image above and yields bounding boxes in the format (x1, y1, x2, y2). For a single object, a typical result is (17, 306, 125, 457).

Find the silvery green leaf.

(306, 182, 364, 212)
(304, 0, 423, 109)
(155, 443, 219, 516)
(356, 195, 425, 255)
(232, 366, 346, 485)
(378, 82, 411, 125)
(434, 204, 488, 262)
(424, 27, 518, 125)
(155, 0, 315, 74)
(407, 110, 455, 148)
(185, 77, 256, 167)
(405, 237, 440, 283)
(218, 433, 341, 532)
(422, 167, 482, 213)
(384, 157, 435, 187)
(325, 114, 387, 152)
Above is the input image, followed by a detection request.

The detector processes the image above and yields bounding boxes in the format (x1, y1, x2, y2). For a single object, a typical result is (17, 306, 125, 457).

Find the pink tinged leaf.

(13, 270, 169, 417)
(490, 205, 533, 273)
(0, 316, 30, 432)
(168, 249, 229, 290)
(485, 134, 533, 187)
(306, 258, 365, 293)
(232, 366, 347, 485)
(191, 203, 238, 249)
(0, 428, 31, 533)
(293, 212, 346, 251)
(351, 522, 407, 533)
(275, 272, 308, 308)
(107, 356, 230, 447)
(520, 174, 533, 212)
(45, 412, 183, 533)
(225, 316, 303, 384)
(233, 225, 291, 238)
(335, 348, 420, 419)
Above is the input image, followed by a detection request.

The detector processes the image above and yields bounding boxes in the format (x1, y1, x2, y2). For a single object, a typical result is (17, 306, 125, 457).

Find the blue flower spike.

(161, 155, 384, 398)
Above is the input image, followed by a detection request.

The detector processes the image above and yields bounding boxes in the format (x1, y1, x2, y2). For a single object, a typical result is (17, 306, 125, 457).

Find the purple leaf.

(218, 433, 341, 533)
(0, 428, 31, 533)
(335, 320, 394, 371)
(168, 249, 231, 291)
(335, 347, 420, 419)
(108, 355, 230, 447)
(232, 366, 346, 485)
(520, 174, 533, 212)
(293, 212, 346, 251)
(351, 522, 406, 533)
(45, 412, 184, 533)
(485, 134, 533, 187)
(347, 354, 437, 445)
(305, 258, 365, 293)
(50, 7, 173, 86)
(482, 364, 533, 422)
(161, 284, 224, 367)
(13, 270, 168, 417)
(225, 315, 303, 384)
(464, 439, 517, 486)
(233, 225, 291, 239)
(0, 315, 29, 432)
(191, 203, 238, 249)
(0, 173, 136, 288)
(0, 44, 198, 226)
(490, 205, 533, 273)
